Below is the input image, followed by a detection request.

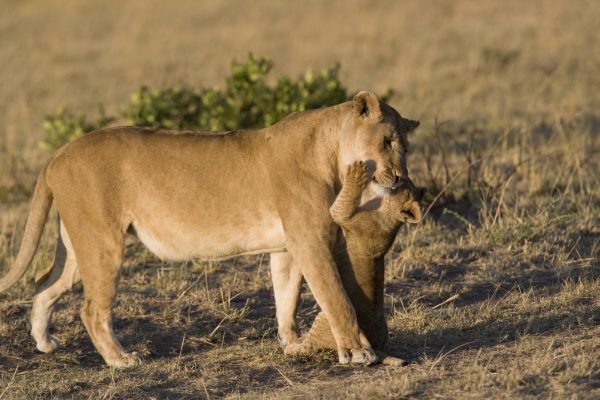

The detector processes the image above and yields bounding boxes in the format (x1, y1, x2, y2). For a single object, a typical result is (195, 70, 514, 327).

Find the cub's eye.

(383, 137, 392, 149)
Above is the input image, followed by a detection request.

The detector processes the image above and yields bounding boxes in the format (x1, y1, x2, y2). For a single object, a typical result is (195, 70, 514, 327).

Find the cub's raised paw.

(345, 161, 369, 188)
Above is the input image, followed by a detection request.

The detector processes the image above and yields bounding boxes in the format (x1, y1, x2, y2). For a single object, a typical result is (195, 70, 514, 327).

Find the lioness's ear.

(352, 91, 382, 120)
(407, 119, 420, 131)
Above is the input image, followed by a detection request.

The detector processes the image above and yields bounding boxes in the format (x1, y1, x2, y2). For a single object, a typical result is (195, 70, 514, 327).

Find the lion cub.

(286, 161, 424, 365)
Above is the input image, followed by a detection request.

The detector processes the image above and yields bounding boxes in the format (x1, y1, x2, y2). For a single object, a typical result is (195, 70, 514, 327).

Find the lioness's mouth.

(372, 173, 401, 189)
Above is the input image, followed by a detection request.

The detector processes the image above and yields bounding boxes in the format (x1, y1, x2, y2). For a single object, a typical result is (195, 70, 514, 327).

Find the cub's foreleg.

(329, 161, 369, 225)
(286, 312, 404, 366)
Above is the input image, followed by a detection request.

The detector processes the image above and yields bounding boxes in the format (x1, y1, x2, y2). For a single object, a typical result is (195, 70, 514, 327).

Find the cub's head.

(340, 91, 420, 189)
(384, 177, 426, 224)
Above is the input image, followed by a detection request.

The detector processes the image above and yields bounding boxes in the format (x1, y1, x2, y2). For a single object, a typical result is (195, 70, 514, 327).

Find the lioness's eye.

(383, 137, 392, 149)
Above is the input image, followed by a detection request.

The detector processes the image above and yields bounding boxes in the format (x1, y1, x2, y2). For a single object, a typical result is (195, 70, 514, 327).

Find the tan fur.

(284, 161, 424, 366)
(0, 92, 419, 368)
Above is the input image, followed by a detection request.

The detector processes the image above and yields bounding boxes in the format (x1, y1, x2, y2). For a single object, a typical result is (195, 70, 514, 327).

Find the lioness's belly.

(132, 216, 286, 261)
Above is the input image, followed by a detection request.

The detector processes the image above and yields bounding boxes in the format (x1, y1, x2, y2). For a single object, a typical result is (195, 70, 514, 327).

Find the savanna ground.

(1, 0, 599, 398)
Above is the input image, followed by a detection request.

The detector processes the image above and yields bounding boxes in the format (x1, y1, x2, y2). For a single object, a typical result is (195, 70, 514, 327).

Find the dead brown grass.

(1, 0, 599, 398)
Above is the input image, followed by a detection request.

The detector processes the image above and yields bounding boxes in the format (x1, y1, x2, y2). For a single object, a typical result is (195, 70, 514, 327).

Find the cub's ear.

(352, 91, 382, 120)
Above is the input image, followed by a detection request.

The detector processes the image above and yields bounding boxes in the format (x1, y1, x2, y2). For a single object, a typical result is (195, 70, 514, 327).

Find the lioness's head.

(384, 177, 426, 224)
(340, 91, 419, 189)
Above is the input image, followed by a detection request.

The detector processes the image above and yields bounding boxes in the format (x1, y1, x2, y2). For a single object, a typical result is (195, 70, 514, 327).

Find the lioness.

(0, 92, 419, 368)
(282, 161, 424, 365)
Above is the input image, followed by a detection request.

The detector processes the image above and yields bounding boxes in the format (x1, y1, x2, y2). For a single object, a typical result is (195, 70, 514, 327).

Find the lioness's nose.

(398, 176, 413, 186)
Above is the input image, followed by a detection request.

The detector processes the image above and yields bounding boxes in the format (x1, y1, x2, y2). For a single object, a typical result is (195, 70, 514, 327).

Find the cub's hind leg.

(31, 218, 81, 353)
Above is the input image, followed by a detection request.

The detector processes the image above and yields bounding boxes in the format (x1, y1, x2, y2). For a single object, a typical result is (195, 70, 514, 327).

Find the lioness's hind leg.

(77, 230, 142, 368)
(31, 219, 81, 353)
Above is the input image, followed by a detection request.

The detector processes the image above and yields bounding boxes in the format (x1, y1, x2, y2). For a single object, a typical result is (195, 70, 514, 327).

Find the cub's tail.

(0, 166, 53, 292)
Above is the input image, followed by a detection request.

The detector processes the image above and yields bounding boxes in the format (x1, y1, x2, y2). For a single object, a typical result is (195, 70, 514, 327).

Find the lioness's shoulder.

(274, 102, 353, 125)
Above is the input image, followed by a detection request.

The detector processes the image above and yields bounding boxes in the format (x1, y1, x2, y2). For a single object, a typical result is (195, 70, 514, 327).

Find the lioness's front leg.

(270, 251, 303, 347)
(277, 200, 377, 365)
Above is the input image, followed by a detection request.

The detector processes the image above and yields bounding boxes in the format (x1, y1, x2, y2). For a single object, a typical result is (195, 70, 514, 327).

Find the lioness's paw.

(338, 346, 378, 365)
(345, 161, 369, 188)
(277, 331, 300, 349)
(106, 351, 144, 368)
(36, 335, 61, 354)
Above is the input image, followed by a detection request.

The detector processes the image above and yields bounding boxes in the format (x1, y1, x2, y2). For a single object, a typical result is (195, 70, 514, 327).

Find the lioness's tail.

(0, 166, 53, 292)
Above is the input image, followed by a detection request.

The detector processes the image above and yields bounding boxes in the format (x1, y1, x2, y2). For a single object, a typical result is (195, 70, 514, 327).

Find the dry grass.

(1, 0, 599, 398)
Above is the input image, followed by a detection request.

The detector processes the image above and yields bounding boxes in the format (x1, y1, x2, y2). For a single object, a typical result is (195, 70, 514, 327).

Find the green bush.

(122, 54, 348, 131)
(40, 107, 114, 151)
(41, 53, 390, 151)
